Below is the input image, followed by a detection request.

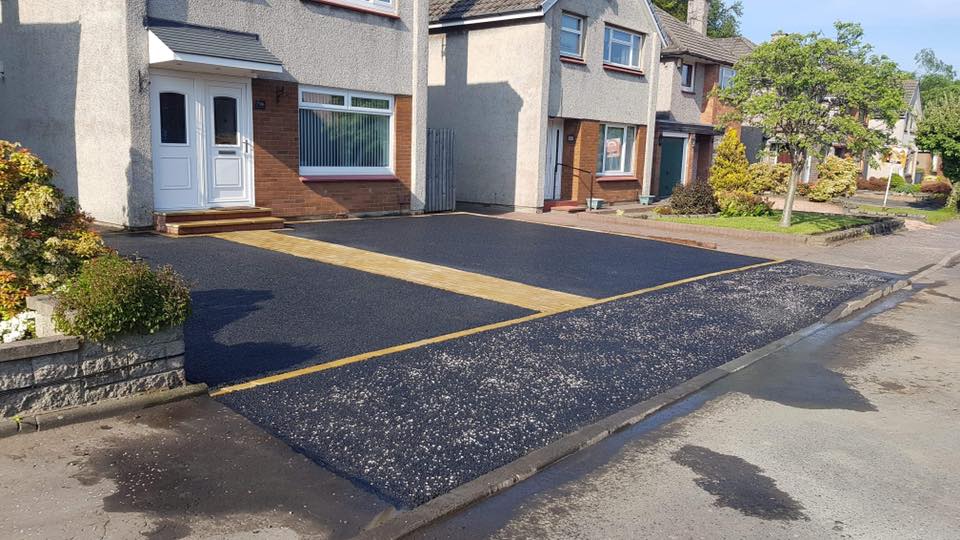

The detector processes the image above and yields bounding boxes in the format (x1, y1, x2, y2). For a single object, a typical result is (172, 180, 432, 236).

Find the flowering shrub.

(0, 311, 36, 343)
(54, 254, 191, 342)
(716, 190, 774, 217)
(809, 156, 858, 202)
(0, 141, 109, 317)
(746, 162, 792, 194)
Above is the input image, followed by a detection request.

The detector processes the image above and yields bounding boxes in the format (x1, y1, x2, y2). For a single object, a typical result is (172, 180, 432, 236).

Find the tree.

(719, 23, 905, 227)
(915, 49, 960, 104)
(652, 0, 743, 38)
(708, 0, 743, 38)
(708, 127, 750, 191)
(916, 94, 960, 209)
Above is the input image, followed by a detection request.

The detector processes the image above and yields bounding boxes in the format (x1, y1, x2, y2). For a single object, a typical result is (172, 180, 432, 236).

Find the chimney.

(687, 0, 708, 36)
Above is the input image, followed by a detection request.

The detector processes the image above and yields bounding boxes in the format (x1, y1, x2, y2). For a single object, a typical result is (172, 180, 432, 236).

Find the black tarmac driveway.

(218, 261, 894, 507)
(283, 214, 767, 298)
(107, 233, 532, 387)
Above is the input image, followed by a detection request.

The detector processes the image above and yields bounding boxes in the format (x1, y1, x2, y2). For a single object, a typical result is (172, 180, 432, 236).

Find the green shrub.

(668, 182, 719, 215)
(889, 174, 907, 189)
(54, 254, 191, 342)
(893, 182, 921, 194)
(716, 190, 774, 217)
(746, 162, 791, 193)
(796, 182, 812, 197)
(0, 141, 108, 317)
(809, 156, 858, 202)
(708, 128, 750, 192)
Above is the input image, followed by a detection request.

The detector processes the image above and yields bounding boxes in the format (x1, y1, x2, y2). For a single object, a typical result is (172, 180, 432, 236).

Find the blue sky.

(738, 0, 960, 75)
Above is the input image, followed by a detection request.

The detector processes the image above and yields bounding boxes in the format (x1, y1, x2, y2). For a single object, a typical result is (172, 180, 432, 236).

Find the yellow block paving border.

(211, 230, 594, 312)
(210, 258, 784, 397)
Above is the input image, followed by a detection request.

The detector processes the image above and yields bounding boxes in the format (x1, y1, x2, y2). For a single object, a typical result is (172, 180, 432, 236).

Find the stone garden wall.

(0, 298, 186, 418)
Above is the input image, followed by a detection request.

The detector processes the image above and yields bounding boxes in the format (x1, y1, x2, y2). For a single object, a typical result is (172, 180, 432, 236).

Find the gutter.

(427, 0, 558, 30)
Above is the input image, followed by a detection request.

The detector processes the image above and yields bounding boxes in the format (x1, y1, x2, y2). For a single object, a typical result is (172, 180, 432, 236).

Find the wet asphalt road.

(283, 214, 767, 297)
(106, 233, 532, 386)
(218, 261, 893, 507)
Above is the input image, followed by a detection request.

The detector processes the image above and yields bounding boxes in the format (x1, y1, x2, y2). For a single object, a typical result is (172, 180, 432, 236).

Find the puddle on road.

(671, 445, 808, 521)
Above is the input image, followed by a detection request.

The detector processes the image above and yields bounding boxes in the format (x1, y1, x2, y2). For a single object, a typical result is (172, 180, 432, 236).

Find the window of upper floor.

(603, 26, 643, 70)
(317, 0, 397, 17)
(680, 62, 696, 92)
(560, 12, 585, 58)
(720, 67, 735, 90)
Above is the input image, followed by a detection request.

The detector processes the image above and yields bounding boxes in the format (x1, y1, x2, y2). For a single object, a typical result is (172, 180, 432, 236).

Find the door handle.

(243, 139, 252, 154)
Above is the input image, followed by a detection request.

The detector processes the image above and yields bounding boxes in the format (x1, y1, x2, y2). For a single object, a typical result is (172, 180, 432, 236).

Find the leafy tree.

(916, 94, 960, 209)
(652, 0, 743, 38)
(719, 23, 905, 227)
(915, 49, 960, 104)
(708, 0, 743, 38)
(708, 127, 750, 191)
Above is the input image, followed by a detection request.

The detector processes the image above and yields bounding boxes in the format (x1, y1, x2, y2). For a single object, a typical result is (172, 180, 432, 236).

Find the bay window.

(596, 124, 637, 175)
(603, 26, 643, 69)
(299, 86, 393, 176)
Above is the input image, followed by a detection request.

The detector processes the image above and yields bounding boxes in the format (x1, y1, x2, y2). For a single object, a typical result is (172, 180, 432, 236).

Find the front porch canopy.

(147, 18, 283, 75)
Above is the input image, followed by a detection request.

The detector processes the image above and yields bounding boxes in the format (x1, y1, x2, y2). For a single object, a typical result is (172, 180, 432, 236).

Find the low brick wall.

(0, 304, 187, 418)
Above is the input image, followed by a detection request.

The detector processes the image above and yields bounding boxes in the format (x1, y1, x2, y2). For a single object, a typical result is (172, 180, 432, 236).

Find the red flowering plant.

(0, 141, 109, 318)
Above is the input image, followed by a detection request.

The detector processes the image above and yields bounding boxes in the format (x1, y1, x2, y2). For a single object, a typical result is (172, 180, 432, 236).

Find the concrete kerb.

(0, 382, 208, 439)
(356, 249, 960, 540)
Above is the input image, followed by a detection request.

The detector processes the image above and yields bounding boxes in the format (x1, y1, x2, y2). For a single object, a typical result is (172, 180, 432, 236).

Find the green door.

(658, 137, 685, 197)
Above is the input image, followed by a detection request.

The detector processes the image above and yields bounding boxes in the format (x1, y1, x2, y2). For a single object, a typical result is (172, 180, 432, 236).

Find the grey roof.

(147, 18, 281, 66)
(654, 6, 738, 65)
(429, 0, 543, 23)
(714, 36, 757, 61)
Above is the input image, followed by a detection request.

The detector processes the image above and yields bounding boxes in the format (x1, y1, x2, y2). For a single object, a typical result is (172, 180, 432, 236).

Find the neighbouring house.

(650, 1, 757, 198)
(427, 0, 664, 211)
(0, 0, 428, 232)
(866, 79, 924, 182)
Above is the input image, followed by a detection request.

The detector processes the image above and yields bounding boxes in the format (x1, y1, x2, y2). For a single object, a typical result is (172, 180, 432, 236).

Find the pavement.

(2, 213, 954, 538)
(414, 262, 960, 539)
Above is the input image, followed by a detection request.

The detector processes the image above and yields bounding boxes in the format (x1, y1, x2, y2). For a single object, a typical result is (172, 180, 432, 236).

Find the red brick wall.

(567, 120, 644, 204)
(251, 79, 412, 218)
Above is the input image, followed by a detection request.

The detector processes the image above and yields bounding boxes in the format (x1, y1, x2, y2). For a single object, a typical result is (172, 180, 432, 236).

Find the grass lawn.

(658, 212, 875, 235)
(857, 205, 959, 225)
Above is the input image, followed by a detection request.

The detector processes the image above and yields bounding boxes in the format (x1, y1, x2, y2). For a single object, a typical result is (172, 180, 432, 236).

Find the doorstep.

(154, 207, 285, 235)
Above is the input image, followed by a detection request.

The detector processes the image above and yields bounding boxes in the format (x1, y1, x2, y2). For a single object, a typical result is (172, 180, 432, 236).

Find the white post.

(883, 168, 893, 208)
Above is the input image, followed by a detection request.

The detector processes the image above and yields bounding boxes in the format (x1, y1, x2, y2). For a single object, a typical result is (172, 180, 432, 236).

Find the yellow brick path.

(211, 230, 595, 313)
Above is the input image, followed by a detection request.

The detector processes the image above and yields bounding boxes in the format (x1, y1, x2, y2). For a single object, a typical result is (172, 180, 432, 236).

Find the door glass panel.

(159, 92, 187, 144)
(213, 96, 238, 145)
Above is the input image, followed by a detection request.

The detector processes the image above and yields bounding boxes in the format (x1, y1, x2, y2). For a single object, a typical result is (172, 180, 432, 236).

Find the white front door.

(544, 119, 564, 201)
(151, 75, 202, 210)
(151, 73, 254, 211)
(205, 82, 252, 205)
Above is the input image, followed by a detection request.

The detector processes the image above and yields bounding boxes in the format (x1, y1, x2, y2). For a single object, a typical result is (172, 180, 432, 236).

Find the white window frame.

(719, 66, 735, 90)
(597, 123, 638, 176)
(680, 62, 696, 92)
(322, 0, 397, 16)
(603, 26, 643, 69)
(559, 12, 585, 58)
(298, 85, 395, 176)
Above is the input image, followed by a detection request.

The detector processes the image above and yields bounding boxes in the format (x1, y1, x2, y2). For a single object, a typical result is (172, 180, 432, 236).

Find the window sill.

(596, 175, 639, 183)
(560, 55, 587, 65)
(303, 0, 400, 20)
(681, 88, 696, 94)
(603, 63, 644, 77)
(300, 174, 400, 183)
